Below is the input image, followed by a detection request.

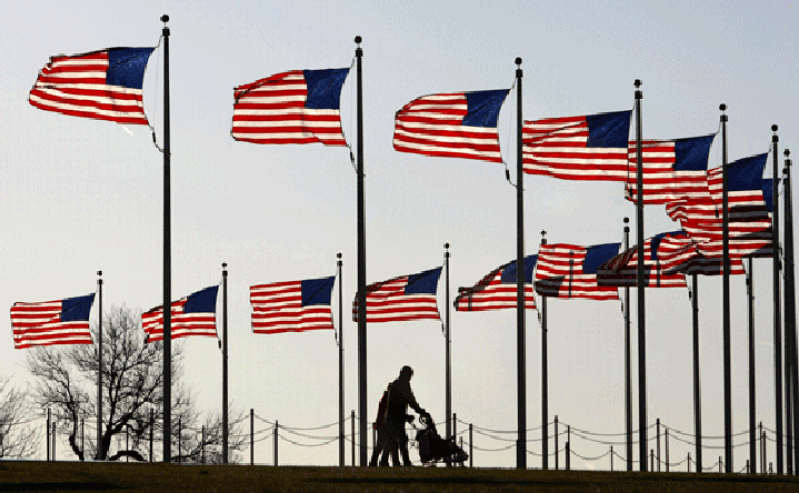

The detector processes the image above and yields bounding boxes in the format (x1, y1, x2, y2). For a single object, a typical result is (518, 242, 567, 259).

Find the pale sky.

(2, 0, 799, 470)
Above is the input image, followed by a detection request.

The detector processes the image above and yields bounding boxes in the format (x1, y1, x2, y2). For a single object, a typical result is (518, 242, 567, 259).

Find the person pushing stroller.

(373, 365, 428, 466)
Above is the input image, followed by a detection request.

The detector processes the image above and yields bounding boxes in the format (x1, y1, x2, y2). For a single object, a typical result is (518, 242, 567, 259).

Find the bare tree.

(26, 305, 244, 462)
(0, 375, 40, 458)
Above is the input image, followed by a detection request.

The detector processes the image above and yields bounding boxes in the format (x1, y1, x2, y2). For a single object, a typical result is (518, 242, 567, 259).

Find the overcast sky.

(2, 0, 798, 470)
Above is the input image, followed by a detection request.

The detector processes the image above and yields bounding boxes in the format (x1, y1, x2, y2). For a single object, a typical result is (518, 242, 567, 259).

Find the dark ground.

(2, 462, 799, 492)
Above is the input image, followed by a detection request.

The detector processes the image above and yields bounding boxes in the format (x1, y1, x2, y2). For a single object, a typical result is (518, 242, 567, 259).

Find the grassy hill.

(1, 461, 799, 492)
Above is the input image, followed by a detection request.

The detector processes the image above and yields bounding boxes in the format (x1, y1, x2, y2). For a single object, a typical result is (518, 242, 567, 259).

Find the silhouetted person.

(368, 386, 396, 466)
(381, 365, 427, 466)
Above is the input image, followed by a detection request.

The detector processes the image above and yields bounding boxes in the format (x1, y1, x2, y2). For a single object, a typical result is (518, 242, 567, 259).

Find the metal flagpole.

(161, 14, 173, 464)
(222, 262, 229, 464)
(692, 273, 703, 472)
(354, 35, 368, 466)
(515, 57, 527, 470)
(338, 252, 345, 466)
(634, 79, 648, 471)
(783, 151, 799, 474)
(772, 126, 784, 474)
(541, 230, 548, 471)
(720, 103, 732, 473)
(97, 270, 103, 459)
(445, 243, 452, 440)
(747, 257, 756, 473)
(623, 218, 632, 471)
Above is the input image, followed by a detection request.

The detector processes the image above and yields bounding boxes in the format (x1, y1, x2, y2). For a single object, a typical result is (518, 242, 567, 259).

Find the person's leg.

(369, 429, 385, 466)
(399, 433, 412, 466)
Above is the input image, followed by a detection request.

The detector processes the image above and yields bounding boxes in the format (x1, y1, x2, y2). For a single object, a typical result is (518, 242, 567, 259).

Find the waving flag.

(522, 110, 631, 181)
(625, 134, 716, 204)
(454, 256, 537, 312)
(232, 68, 350, 146)
(142, 286, 219, 343)
(661, 239, 745, 276)
(597, 232, 689, 288)
(393, 89, 509, 163)
(535, 243, 621, 300)
(353, 267, 441, 323)
(250, 276, 335, 334)
(11, 294, 95, 349)
(29, 47, 154, 125)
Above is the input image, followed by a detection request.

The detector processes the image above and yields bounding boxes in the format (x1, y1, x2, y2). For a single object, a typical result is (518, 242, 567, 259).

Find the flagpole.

(692, 273, 702, 472)
(354, 35, 368, 467)
(634, 79, 648, 472)
(623, 218, 632, 471)
(161, 14, 172, 464)
(514, 57, 527, 470)
(445, 243, 452, 441)
(772, 126, 784, 475)
(783, 151, 799, 474)
(720, 103, 733, 473)
(222, 262, 229, 464)
(541, 230, 548, 471)
(97, 270, 103, 459)
(747, 257, 756, 473)
(337, 253, 345, 466)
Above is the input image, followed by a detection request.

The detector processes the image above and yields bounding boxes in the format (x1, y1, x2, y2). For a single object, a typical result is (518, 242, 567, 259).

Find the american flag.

(660, 238, 745, 276)
(597, 231, 689, 288)
(693, 154, 773, 258)
(535, 243, 621, 301)
(522, 110, 631, 181)
(353, 267, 441, 323)
(454, 256, 537, 312)
(250, 276, 335, 334)
(393, 89, 509, 163)
(10, 293, 95, 349)
(28, 47, 154, 125)
(232, 68, 349, 146)
(142, 286, 219, 343)
(625, 134, 716, 204)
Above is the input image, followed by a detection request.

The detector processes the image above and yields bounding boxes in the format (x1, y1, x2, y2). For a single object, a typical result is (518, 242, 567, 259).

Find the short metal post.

(719, 456, 722, 473)
(52, 421, 56, 461)
(126, 425, 129, 462)
(250, 409, 254, 466)
(201, 426, 206, 465)
(747, 460, 750, 474)
(178, 419, 182, 464)
(469, 424, 473, 468)
(650, 449, 654, 471)
(81, 418, 85, 458)
(657, 418, 661, 472)
(555, 415, 559, 470)
(351, 410, 355, 466)
(46, 408, 50, 462)
(274, 420, 279, 467)
(453, 413, 457, 440)
(666, 428, 670, 473)
(688, 452, 691, 473)
(150, 409, 154, 462)
(566, 441, 570, 471)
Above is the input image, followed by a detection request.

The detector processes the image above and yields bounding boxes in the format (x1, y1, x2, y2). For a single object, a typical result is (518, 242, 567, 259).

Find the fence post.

(126, 425, 129, 463)
(46, 408, 51, 462)
(719, 456, 722, 473)
(201, 426, 206, 465)
(469, 424, 473, 468)
(554, 415, 559, 471)
(762, 430, 766, 474)
(566, 425, 571, 470)
(52, 421, 56, 462)
(274, 420, 279, 467)
(688, 452, 691, 473)
(666, 428, 670, 473)
(150, 409, 154, 462)
(656, 418, 661, 472)
(650, 449, 654, 471)
(453, 413, 457, 440)
(351, 410, 355, 466)
(250, 409, 254, 466)
(81, 418, 85, 458)
(611, 446, 614, 471)
(747, 460, 750, 474)
(178, 419, 182, 465)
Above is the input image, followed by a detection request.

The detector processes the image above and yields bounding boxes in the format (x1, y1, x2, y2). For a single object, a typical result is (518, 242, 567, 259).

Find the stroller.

(413, 414, 469, 466)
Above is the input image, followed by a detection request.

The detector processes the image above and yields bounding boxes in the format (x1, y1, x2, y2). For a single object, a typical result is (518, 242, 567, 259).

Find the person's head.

(399, 365, 414, 381)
